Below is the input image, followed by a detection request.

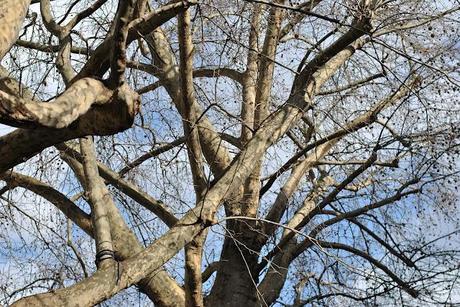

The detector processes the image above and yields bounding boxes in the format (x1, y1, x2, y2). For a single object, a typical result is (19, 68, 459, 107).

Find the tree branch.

(312, 240, 419, 297)
(79, 136, 115, 267)
(0, 171, 93, 236)
(57, 143, 179, 228)
(0, 0, 31, 60)
(110, 0, 135, 86)
(0, 78, 112, 128)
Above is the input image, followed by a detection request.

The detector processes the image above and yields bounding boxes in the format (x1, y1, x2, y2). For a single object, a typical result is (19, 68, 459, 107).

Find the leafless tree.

(0, 0, 459, 306)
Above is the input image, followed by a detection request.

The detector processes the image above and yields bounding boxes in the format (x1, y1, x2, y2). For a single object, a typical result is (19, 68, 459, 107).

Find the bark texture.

(0, 0, 456, 306)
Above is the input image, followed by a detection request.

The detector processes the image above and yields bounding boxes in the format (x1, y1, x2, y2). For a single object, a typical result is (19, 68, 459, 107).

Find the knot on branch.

(114, 82, 141, 119)
(198, 206, 217, 228)
(67, 81, 140, 135)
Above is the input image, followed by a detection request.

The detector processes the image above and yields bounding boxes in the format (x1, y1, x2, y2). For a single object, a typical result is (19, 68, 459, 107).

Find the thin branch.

(317, 72, 385, 96)
(118, 137, 185, 176)
(58, 143, 179, 228)
(313, 240, 419, 297)
(15, 39, 90, 54)
(0, 171, 93, 236)
(261, 76, 418, 195)
(242, 0, 341, 25)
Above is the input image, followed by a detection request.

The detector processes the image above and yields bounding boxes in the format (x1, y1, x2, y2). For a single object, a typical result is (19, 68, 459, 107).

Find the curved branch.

(0, 87, 139, 173)
(0, 171, 93, 236)
(0, 78, 113, 129)
(313, 240, 419, 298)
(202, 261, 221, 283)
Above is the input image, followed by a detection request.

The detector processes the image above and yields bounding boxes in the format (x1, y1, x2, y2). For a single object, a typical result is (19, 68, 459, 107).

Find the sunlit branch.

(79, 136, 115, 266)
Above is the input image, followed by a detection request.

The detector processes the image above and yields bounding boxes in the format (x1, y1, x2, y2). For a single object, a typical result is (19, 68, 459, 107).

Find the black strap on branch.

(95, 249, 115, 267)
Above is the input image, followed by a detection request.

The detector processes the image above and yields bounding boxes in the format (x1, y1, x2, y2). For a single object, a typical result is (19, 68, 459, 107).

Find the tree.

(0, 0, 459, 305)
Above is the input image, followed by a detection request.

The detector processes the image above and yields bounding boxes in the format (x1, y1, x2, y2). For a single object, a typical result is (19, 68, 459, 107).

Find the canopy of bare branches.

(0, 0, 459, 306)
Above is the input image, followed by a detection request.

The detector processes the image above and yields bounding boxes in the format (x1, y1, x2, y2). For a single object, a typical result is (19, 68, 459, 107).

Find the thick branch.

(0, 171, 92, 236)
(240, 4, 261, 143)
(0, 78, 112, 129)
(255, 0, 284, 127)
(178, 8, 207, 197)
(178, 9, 207, 306)
(0, 85, 139, 173)
(0, 0, 31, 59)
(80, 136, 115, 266)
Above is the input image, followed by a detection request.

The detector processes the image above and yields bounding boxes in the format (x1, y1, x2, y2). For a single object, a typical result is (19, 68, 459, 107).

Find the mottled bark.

(80, 136, 115, 267)
(0, 0, 31, 59)
(60, 146, 186, 306)
(0, 84, 139, 173)
(0, 78, 113, 128)
(1, 0, 443, 305)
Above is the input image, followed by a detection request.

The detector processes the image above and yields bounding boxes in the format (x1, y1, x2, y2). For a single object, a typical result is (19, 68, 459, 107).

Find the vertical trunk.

(79, 136, 115, 268)
(185, 230, 207, 307)
(207, 4, 286, 304)
(240, 4, 261, 145)
(205, 225, 261, 306)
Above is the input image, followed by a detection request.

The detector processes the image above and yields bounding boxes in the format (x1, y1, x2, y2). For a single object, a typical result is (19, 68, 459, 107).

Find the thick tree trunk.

(206, 229, 261, 306)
